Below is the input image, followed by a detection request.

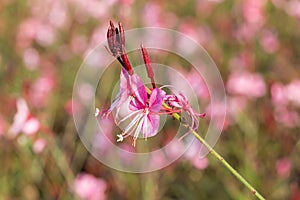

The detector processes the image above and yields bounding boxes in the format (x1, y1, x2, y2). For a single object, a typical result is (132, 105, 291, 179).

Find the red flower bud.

(141, 44, 156, 88)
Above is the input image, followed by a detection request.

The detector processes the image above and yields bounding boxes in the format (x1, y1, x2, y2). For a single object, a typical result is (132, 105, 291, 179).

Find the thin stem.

(191, 130, 265, 200)
(145, 87, 265, 200)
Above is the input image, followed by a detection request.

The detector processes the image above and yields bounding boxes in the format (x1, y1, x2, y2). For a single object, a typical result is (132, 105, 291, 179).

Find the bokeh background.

(1, 0, 300, 199)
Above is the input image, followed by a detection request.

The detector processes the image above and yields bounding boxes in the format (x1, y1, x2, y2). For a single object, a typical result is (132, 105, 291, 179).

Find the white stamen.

(116, 110, 142, 125)
(95, 108, 100, 117)
(133, 119, 144, 146)
(143, 109, 149, 140)
(123, 113, 144, 134)
(116, 134, 124, 142)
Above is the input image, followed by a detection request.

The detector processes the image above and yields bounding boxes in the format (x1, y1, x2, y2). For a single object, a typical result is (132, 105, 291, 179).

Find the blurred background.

(0, 0, 300, 199)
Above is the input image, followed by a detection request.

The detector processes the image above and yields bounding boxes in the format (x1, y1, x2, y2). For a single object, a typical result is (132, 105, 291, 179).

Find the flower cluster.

(97, 21, 205, 146)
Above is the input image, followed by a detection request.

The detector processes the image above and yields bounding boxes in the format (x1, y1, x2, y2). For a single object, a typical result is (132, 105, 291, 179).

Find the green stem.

(146, 87, 265, 200)
(191, 130, 265, 200)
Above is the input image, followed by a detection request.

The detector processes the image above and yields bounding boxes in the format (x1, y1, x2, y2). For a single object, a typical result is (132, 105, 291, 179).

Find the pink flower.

(274, 107, 299, 128)
(23, 117, 40, 136)
(271, 83, 288, 106)
(100, 68, 144, 118)
(73, 173, 107, 200)
(164, 93, 206, 131)
(276, 158, 291, 178)
(8, 98, 40, 138)
(29, 76, 55, 108)
(33, 138, 47, 154)
(285, 80, 300, 106)
(226, 71, 266, 98)
(185, 142, 208, 170)
(117, 86, 165, 146)
(260, 30, 279, 53)
(242, 0, 266, 27)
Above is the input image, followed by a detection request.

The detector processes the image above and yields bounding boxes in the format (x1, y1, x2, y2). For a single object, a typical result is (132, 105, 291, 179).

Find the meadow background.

(0, 0, 300, 199)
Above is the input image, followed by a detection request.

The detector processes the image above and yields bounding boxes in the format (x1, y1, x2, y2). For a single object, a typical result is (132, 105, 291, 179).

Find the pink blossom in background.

(165, 140, 185, 159)
(235, 24, 257, 42)
(149, 151, 167, 169)
(22, 117, 40, 136)
(260, 30, 279, 53)
(48, 0, 68, 29)
(206, 101, 229, 130)
(73, 173, 107, 200)
(65, 99, 81, 115)
(184, 141, 208, 170)
(229, 52, 254, 70)
(23, 48, 40, 70)
(142, 2, 162, 27)
(226, 71, 266, 98)
(8, 98, 40, 137)
(89, 25, 107, 48)
(274, 107, 299, 128)
(276, 158, 291, 178)
(16, 18, 56, 49)
(35, 23, 56, 46)
(186, 69, 210, 99)
(70, 35, 87, 55)
(71, 0, 110, 22)
(178, 21, 201, 43)
(16, 18, 40, 49)
(285, 0, 300, 18)
(228, 97, 247, 116)
(236, 0, 266, 42)
(271, 83, 288, 106)
(271, 80, 300, 108)
(285, 80, 300, 106)
(271, 81, 300, 128)
(191, 156, 209, 170)
(33, 138, 47, 154)
(8, 99, 30, 137)
(29, 76, 55, 108)
(242, 0, 266, 27)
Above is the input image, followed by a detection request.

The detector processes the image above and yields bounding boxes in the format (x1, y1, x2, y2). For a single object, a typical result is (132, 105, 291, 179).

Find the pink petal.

(142, 114, 160, 138)
(33, 138, 47, 154)
(129, 98, 144, 110)
(23, 118, 40, 135)
(130, 74, 147, 106)
(149, 88, 165, 112)
(8, 98, 29, 136)
(119, 68, 131, 94)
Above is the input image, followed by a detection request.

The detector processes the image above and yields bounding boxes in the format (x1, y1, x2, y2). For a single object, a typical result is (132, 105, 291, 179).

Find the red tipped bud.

(141, 45, 154, 78)
(107, 21, 134, 75)
(121, 45, 133, 75)
(118, 22, 125, 47)
(141, 44, 156, 88)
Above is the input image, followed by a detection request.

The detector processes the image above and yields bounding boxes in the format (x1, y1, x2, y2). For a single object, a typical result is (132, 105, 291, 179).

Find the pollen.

(116, 134, 124, 142)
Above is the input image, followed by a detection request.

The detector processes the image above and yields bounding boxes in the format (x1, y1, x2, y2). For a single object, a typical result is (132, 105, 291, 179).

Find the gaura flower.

(116, 82, 165, 146)
(97, 21, 206, 146)
(164, 91, 206, 132)
(99, 67, 144, 118)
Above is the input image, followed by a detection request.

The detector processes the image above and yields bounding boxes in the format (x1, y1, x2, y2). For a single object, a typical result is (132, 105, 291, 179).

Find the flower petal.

(142, 114, 160, 138)
(149, 88, 165, 112)
(130, 74, 147, 106)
